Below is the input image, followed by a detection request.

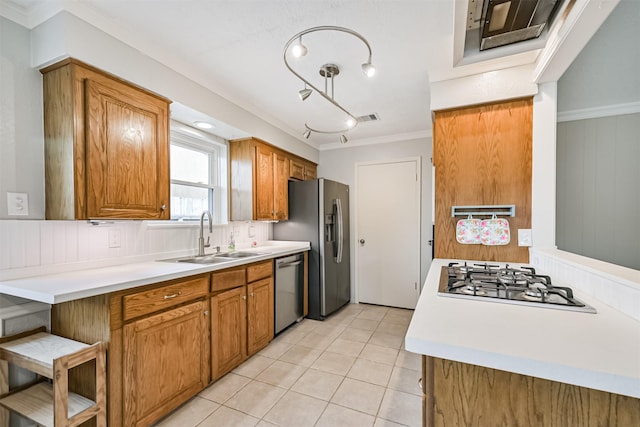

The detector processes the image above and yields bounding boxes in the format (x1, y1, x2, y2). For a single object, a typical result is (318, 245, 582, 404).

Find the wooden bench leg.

(0, 360, 9, 427)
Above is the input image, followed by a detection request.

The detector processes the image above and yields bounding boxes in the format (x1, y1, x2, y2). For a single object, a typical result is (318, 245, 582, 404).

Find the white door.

(356, 159, 421, 309)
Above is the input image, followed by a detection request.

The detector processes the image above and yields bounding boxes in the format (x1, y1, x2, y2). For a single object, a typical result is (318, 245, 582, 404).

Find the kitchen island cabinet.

(406, 259, 640, 426)
(41, 58, 171, 220)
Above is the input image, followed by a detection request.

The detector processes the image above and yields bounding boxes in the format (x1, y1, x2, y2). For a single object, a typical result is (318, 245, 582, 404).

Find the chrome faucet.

(198, 210, 213, 256)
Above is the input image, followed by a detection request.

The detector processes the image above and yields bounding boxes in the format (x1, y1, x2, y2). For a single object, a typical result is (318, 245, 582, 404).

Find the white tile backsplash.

(0, 220, 273, 280)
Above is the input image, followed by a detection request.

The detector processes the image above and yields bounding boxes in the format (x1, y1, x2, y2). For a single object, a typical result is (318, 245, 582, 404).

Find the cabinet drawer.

(247, 260, 273, 283)
(212, 267, 246, 292)
(123, 276, 209, 321)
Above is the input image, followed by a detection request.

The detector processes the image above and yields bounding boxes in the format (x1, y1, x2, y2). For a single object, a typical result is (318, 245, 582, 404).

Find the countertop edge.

(404, 337, 640, 399)
(405, 258, 640, 400)
(0, 242, 310, 304)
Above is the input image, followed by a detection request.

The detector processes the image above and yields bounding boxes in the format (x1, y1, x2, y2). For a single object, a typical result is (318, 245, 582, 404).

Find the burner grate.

(439, 264, 596, 313)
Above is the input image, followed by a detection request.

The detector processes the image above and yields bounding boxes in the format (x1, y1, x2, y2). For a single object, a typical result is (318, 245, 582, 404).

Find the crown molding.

(557, 101, 640, 122)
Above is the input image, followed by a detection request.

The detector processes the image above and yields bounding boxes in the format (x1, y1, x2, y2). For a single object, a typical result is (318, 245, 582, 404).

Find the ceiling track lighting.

(284, 26, 376, 143)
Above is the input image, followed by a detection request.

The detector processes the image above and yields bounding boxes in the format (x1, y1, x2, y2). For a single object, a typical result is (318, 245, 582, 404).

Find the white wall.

(318, 138, 433, 301)
(0, 16, 45, 220)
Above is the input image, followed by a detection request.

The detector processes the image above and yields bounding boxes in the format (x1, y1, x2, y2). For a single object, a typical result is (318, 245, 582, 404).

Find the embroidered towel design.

(456, 215, 482, 244)
(480, 214, 510, 245)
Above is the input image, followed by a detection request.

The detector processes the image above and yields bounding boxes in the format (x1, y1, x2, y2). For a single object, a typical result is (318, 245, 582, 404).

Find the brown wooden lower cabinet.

(422, 355, 640, 427)
(49, 258, 282, 426)
(123, 300, 209, 427)
(211, 260, 275, 380)
(247, 277, 274, 355)
(211, 286, 247, 379)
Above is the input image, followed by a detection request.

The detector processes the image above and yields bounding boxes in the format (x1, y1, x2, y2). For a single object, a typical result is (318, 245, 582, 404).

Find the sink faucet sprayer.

(199, 210, 213, 256)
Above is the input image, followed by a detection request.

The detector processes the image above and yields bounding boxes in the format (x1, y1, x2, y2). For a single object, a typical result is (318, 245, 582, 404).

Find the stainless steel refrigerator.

(273, 178, 350, 320)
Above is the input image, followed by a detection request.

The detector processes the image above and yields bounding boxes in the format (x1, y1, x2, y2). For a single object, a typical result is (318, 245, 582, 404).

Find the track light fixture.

(291, 36, 307, 58)
(284, 26, 376, 143)
(298, 86, 312, 101)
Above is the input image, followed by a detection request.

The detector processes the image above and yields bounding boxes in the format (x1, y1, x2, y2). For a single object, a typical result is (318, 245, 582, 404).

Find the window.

(170, 122, 228, 223)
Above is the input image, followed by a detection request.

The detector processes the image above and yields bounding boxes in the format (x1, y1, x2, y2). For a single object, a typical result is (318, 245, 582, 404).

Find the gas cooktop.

(438, 262, 596, 313)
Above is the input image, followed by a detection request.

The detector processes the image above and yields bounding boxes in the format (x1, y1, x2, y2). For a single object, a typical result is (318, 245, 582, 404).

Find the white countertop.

(0, 242, 310, 304)
(405, 258, 640, 399)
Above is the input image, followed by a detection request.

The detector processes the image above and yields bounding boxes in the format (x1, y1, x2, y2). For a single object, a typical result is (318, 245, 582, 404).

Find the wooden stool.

(0, 327, 106, 426)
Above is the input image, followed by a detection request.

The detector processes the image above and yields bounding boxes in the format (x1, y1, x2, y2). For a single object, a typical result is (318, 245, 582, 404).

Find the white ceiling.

(0, 0, 610, 148)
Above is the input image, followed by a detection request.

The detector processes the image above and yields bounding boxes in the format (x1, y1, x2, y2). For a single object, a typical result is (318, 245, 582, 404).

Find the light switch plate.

(518, 229, 532, 247)
(7, 192, 29, 216)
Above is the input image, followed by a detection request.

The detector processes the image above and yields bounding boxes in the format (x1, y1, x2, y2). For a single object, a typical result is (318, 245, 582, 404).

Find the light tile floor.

(155, 303, 421, 427)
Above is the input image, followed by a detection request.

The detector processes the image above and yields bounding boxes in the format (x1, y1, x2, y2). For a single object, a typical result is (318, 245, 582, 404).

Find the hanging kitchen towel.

(456, 215, 481, 244)
(480, 214, 510, 245)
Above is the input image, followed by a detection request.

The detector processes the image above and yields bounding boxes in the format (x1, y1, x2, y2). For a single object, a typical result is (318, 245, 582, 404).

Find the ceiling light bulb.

(362, 62, 376, 78)
(345, 118, 356, 128)
(193, 121, 214, 129)
(303, 129, 311, 139)
(298, 88, 312, 101)
(291, 38, 307, 58)
(340, 135, 348, 144)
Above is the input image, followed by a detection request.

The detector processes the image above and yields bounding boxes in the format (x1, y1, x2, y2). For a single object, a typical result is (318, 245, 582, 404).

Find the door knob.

(359, 239, 365, 245)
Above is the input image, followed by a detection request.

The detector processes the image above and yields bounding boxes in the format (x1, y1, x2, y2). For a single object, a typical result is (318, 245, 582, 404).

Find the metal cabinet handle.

(242, 295, 247, 300)
(359, 239, 365, 245)
(160, 204, 167, 211)
(163, 292, 180, 300)
(418, 377, 422, 391)
(278, 260, 302, 268)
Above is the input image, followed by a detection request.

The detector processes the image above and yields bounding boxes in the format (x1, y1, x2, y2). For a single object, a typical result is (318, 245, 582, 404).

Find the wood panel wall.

(433, 98, 532, 263)
(426, 356, 640, 427)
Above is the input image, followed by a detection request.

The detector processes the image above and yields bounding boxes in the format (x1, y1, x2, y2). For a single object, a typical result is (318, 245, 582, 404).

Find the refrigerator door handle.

(335, 198, 343, 263)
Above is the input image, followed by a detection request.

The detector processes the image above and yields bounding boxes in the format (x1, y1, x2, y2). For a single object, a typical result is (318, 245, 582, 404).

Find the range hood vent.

(480, 0, 563, 50)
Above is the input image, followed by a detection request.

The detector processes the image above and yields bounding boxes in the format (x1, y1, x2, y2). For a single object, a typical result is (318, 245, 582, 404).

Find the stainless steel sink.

(215, 252, 268, 258)
(159, 251, 268, 264)
(160, 255, 233, 264)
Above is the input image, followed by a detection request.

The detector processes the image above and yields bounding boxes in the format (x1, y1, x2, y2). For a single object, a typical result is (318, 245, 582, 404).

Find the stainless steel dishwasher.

(275, 253, 304, 334)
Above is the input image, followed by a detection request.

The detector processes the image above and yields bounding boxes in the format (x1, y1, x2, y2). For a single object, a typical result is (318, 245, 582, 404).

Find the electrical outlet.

(7, 192, 29, 216)
(108, 229, 121, 248)
(518, 229, 532, 247)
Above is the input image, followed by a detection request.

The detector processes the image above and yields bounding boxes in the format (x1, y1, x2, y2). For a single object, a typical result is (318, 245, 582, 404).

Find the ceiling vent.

(356, 113, 380, 123)
(478, 0, 564, 50)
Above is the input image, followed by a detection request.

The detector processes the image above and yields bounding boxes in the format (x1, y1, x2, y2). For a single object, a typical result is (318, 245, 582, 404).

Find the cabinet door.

(247, 278, 274, 355)
(85, 78, 169, 219)
(211, 287, 247, 380)
(289, 159, 305, 181)
(304, 163, 317, 180)
(254, 145, 275, 220)
(123, 301, 208, 427)
(273, 153, 289, 220)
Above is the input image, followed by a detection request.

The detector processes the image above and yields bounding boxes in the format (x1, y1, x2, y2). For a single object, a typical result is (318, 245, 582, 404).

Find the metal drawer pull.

(418, 377, 422, 391)
(163, 292, 181, 300)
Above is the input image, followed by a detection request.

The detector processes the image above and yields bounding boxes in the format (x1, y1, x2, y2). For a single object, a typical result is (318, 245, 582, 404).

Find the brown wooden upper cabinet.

(41, 58, 171, 220)
(230, 137, 317, 221)
(289, 158, 317, 181)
